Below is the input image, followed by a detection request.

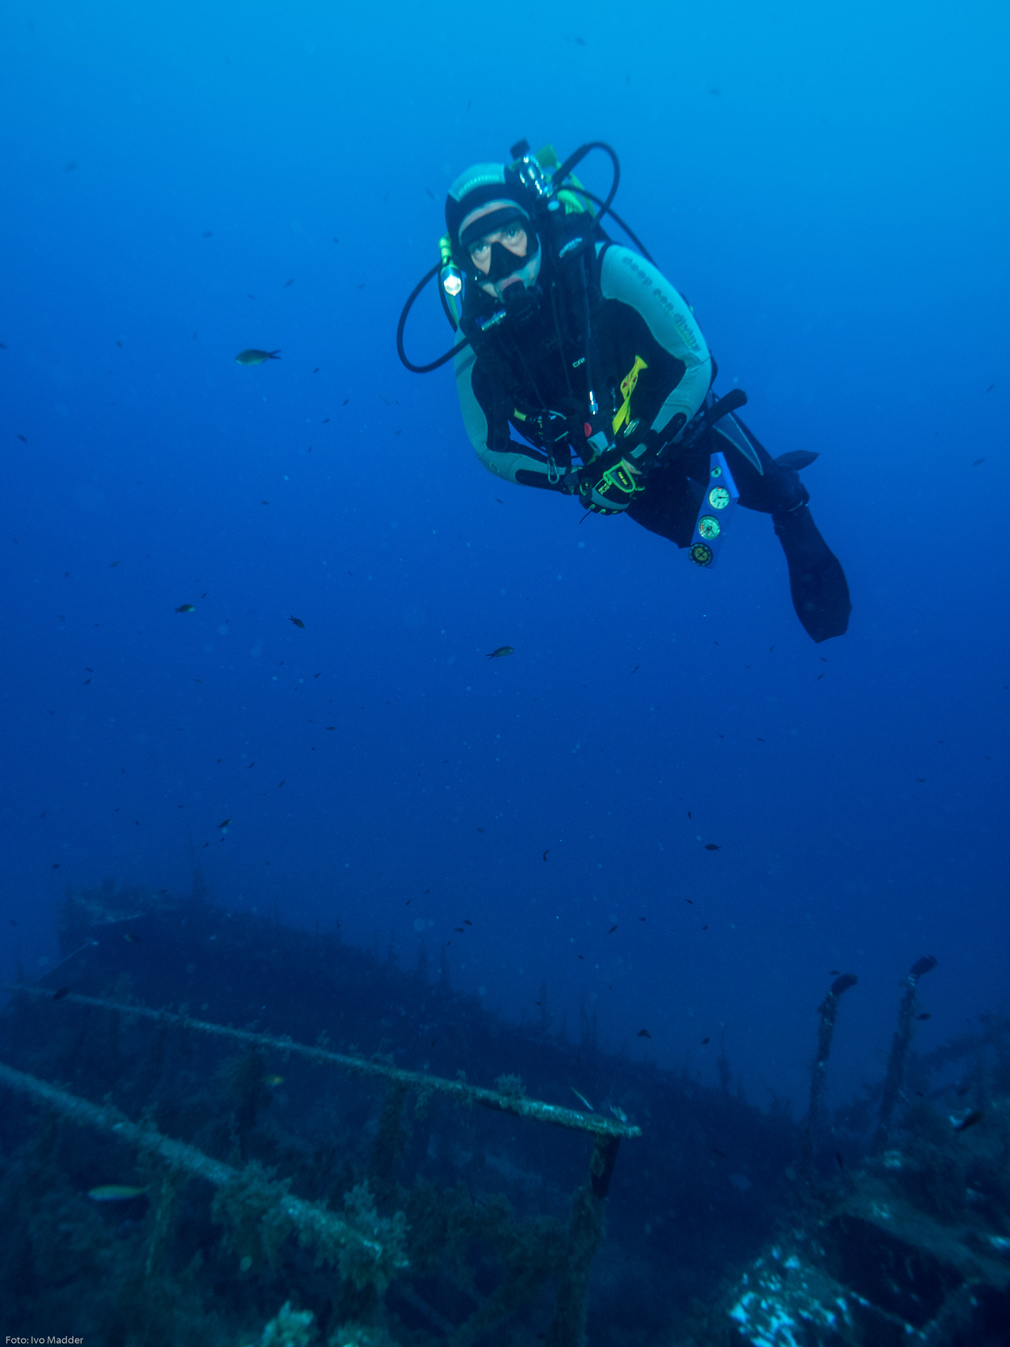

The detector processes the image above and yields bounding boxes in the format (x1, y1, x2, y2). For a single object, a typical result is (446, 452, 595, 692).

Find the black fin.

(774, 450, 819, 470)
(773, 506, 851, 642)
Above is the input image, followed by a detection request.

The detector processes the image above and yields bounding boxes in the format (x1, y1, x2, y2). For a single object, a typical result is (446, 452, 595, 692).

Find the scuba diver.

(397, 142, 851, 643)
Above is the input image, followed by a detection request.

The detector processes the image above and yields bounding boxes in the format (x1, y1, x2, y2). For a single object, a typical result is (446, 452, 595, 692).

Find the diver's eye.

(505, 224, 520, 237)
(470, 243, 490, 260)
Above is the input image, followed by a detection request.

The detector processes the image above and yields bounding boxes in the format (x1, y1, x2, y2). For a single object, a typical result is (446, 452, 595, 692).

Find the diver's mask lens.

(469, 225, 529, 279)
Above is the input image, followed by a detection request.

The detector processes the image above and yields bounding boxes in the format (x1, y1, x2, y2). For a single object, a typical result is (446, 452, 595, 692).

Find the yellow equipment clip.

(612, 355, 648, 436)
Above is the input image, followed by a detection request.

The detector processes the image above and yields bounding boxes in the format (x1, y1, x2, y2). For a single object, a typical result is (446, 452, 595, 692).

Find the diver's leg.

(710, 415, 852, 642)
(625, 444, 708, 547)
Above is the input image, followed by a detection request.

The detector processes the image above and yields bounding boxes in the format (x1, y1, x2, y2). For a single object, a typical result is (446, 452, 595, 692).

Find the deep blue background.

(2, 0, 1007, 1108)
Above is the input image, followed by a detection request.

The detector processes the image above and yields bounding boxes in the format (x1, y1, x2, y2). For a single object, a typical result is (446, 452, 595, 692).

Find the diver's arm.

(599, 246, 712, 436)
(453, 346, 561, 490)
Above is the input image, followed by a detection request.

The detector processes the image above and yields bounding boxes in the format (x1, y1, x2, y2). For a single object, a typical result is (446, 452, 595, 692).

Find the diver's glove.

(621, 414, 688, 474)
(576, 449, 645, 515)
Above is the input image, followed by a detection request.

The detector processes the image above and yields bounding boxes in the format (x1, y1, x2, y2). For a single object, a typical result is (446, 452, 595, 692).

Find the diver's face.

(469, 223, 528, 277)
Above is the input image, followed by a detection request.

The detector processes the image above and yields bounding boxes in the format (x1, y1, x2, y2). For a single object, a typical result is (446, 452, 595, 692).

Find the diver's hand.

(577, 455, 644, 515)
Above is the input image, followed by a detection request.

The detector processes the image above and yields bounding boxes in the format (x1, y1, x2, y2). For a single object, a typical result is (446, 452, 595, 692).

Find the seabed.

(0, 878, 1007, 1345)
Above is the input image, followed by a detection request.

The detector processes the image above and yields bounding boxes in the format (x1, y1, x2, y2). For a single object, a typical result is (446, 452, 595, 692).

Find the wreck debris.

(875, 955, 937, 1150)
(0, 1058, 407, 1289)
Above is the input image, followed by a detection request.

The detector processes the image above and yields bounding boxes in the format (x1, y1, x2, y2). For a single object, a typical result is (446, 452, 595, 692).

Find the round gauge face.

(689, 542, 714, 567)
(698, 515, 721, 540)
(711, 465, 722, 478)
(708, 486, 731, 510)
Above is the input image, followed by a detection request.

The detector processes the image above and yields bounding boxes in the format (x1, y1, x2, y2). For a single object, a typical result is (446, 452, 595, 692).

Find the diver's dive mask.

(460, 202, 542, 308)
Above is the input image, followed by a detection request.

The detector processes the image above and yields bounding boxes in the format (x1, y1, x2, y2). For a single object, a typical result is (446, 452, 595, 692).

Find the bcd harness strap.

(512, 349, 650, 484)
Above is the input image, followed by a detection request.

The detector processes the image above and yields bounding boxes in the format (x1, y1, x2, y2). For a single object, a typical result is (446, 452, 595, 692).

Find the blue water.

(2, 0, 1007, 1112)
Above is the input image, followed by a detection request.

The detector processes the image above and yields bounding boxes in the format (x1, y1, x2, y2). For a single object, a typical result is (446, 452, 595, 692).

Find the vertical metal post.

(801, 973, 857, 1174)
(547, 1135, 621, 1347)
(875, 956, 937, 1150)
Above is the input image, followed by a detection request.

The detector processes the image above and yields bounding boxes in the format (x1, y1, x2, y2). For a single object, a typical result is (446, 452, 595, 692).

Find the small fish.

(607, 925, 617, 934)
(88, 1185, 149, 1202)
(463, 919, 472, 926)
(700, 1037, 710, 1045)
(52, 863, 60, 869)
(711, 1148, 728, 1158)
(175, 604, 195, 613)
(123, 933, 141, 943)
(52, 987, 70, 1001)
(235, 349, 281, 365)
(542, 849, 550, 862)
(16, 434, 27, 443)
(424, 187, 434, 199)
(829, 970, 840, 975)
(952, 1109, 983, 1132)
(289, 616, 305, 628)
(283, 278, 294, 287)
(917, 1012, 932, 1020)
(570, 1087, 594, 1111)
(487, 646, 514, 659)
(972, 458, 986, 466)
(704, 843, 720, 851)
(637, 1028, 651, 1038)
(685, 899, 694, 905)
(835, 1151, 845, 1170)
(262, 1074, 284, 1087)
(985, 384, 995, 393)
(454, 927, 465, 933)
(476, 827, 484, 833)
(218, 819, 230, 830)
